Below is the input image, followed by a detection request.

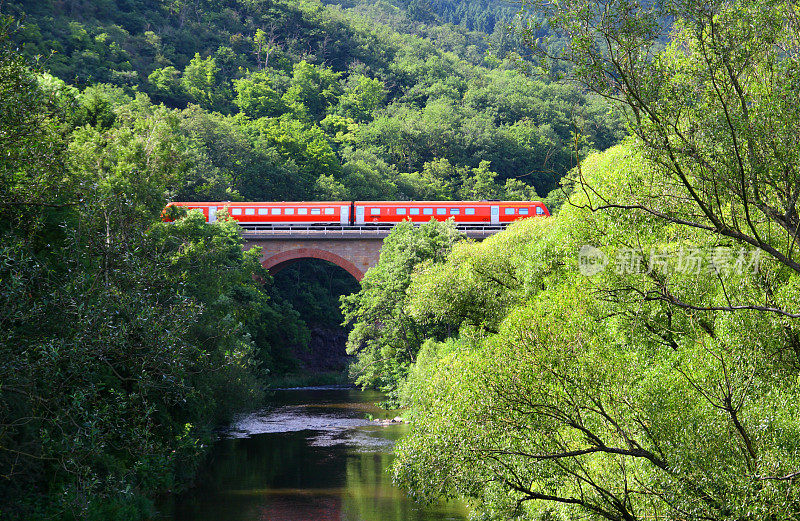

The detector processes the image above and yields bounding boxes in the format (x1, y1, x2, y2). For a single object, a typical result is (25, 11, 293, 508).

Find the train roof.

(167, 201, 351, 205)
(353, 200, 546, 205)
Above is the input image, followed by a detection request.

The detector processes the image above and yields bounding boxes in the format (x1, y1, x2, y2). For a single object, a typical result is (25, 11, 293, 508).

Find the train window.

(519, 208, 529, 215)
(536, 206, 544, 215)
(324, 208, 335, 215)
(465, 208, 475, 215)
(396, 208, 407, 215)
(271, 208, 281, 215)
(298, 208, 308, 215)
(231, 208, 242, 215)
(410, 208, 420, 215)
(245, 208, 255, 215)
(504, 208, 515, 215)
(370, 208, 380, 215)
(285, 208, 295, 215)
(258, 208, 269, 215)
(449, 208, 460, 215)
(436, 208, 446, 215)
(423, 208, 434, 215)
(310, 208, 321, 215)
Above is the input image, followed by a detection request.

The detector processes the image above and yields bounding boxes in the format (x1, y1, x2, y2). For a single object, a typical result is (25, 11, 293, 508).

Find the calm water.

(156, 387, 467, 521)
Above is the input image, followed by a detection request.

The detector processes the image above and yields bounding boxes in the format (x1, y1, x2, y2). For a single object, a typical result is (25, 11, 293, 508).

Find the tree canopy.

(391, 142, 800, 521)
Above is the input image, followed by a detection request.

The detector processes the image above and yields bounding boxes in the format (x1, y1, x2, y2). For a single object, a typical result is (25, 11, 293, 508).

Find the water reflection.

(157, 388, 466, 521)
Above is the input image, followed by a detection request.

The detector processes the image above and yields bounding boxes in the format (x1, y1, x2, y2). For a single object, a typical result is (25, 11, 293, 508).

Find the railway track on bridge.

(240, 224, 508, 240)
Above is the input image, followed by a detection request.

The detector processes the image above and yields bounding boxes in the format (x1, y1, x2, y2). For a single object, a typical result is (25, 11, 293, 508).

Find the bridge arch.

(262, 247, 365, 281)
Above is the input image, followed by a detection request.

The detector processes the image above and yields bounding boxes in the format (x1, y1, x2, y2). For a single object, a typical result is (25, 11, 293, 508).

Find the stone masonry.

(243, 236, 385, 281)
(242, 226, 501, 281)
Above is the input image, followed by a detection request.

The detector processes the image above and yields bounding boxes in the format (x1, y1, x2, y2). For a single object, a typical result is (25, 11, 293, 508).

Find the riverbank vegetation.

(341, 0, 800, 518)
(0, 23, 289, 517)
(393, 143, 800, 519)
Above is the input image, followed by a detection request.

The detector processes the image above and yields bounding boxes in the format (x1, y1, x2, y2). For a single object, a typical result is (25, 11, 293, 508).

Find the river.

(156, 387, 467, 521)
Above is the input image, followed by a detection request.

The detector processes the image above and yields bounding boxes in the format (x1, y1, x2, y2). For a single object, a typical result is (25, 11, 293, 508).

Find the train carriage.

(163, 201, 349, 225)
(352, 201, 549, 225)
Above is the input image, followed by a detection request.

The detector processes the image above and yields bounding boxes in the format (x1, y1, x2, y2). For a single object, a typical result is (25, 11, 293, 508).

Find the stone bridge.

(242, 225, 504, 281)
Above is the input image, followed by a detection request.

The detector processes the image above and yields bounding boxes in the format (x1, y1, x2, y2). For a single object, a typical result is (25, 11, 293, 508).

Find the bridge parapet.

(241, 224, 506, 241)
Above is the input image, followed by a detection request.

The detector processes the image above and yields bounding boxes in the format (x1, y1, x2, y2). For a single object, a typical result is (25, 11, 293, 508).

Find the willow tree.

(523, 0, 800, 309)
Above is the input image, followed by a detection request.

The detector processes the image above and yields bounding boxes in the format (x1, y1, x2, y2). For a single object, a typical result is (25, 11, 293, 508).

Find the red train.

(163, 200, 550, 226)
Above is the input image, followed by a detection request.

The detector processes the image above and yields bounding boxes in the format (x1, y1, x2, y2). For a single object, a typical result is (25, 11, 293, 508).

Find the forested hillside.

(8, 0, 622, 201)
(4, 0, 624, 359)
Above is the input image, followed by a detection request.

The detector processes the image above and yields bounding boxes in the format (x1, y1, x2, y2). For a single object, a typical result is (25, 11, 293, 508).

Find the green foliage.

(273, 260, 361, 329)
(148, 66, 186, 107)
(0, 0, 632, 515)
(182, 52, 232, 112)
(282, 60, 342, 123)
(518, 0, 800, 276)
(233, 70, 287, 119)
(393, 142, 800, 520)
(340, 149, 400, 199)
(456, 160, 502, 200)
(0, 22, 305, 518)
(399, 158, 457, 200)
(246, 115, 341, 197)
(341, 219, 464, 401)
(174, 104, 299, 201)
(404, 220, 539, 334)
(337, 74, 387, 123)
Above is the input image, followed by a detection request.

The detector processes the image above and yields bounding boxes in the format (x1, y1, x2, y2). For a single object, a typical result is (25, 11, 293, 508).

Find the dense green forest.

(341, 0, 800, 519)
(8, 0, 622, 201)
